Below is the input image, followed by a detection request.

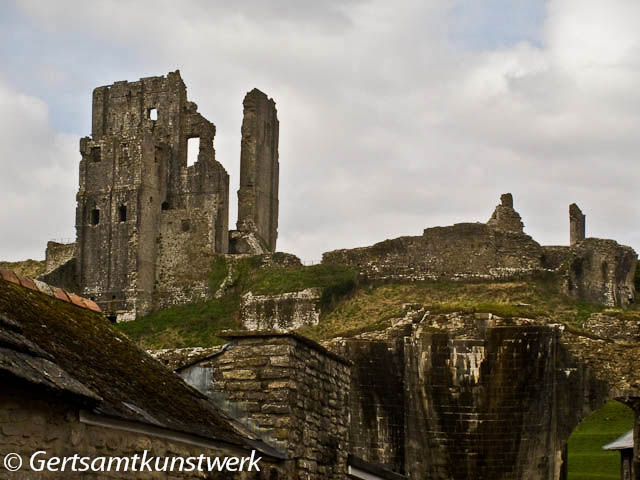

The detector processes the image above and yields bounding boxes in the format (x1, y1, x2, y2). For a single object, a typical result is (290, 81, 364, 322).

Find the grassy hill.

(567, 400, 634, 480)
(116, 256, 639, 348)
(0, 259, 46, 278)
(117, 256, 357, 348)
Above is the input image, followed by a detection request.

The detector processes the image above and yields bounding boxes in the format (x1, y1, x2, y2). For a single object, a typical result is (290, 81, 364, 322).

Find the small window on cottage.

(161, 201, 170, 211)
(90, 147, 101, 162)
(149, 108, 158, 121)
(187, 137, 200, 166)
(90, 208, 100, 226)
(119, 205, 127, 222)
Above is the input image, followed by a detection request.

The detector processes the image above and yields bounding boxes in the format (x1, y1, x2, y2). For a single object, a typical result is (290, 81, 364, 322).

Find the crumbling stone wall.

(232, 89, 279, 254)
(201, 332, 351, 480)
(44, 241, 76, 274)
(75, 71, 229, 320)
(240, 288, 321, 331)
(487, 193, 524, 233)
(323, 222, 544, 282)
(0, 383, 283, 479)
(323, 194, 637, 307)
(564, 238, 636, 306)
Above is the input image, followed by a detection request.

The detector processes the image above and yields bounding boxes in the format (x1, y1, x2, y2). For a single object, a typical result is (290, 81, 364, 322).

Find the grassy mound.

(567, 400, 634, 479)
(116, 256, 357, 349)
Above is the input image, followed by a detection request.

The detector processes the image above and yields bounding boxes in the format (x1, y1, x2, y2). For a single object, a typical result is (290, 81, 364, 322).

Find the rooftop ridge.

(0, 268, 101, 313)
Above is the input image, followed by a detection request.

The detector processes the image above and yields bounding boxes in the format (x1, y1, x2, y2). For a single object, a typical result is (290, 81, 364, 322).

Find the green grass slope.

(567, 401, 634, 480)
(117, 256, 640, 349)
(116, 256, 357, 349)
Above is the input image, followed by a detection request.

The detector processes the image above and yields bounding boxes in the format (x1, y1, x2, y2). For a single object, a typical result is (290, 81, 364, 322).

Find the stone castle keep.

(42, 71, 279, 320)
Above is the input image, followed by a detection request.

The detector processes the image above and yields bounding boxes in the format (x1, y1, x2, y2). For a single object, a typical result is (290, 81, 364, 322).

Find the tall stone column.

(235, 88, 280, 252)
(569, 203, 586, 246)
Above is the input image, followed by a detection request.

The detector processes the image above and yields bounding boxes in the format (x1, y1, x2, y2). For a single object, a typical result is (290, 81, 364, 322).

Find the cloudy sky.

(1, 0, 639, 263)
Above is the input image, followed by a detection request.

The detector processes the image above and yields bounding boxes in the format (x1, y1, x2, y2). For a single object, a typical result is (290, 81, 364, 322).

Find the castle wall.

(565, 238, 636, 307)
(323, 194, 637, 307)
(323, 222, 545, 282)
(44, 241, 76, 274)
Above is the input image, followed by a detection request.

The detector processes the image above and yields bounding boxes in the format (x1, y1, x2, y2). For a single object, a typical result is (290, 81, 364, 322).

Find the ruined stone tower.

(569, 203, 585, 245)
(231, 89, 279, 254)
(75, 71, 230, 320)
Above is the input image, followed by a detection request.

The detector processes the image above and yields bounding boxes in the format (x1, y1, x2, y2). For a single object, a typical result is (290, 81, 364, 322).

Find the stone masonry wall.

(240, 288, 321, 332)
(564, 238, 637, 306)
(0, 383, 283, 480)
(323, 222, 544, 282)
(326, 312, 618, 480)
(44, 242, 76, 274)
(208, 333, 350, 480)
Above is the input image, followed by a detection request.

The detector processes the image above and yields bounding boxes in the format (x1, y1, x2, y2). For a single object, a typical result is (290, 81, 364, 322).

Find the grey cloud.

(2, 0, 640, 263)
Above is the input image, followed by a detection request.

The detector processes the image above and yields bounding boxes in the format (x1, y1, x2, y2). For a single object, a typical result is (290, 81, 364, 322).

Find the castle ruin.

(43, 71, 280, 321)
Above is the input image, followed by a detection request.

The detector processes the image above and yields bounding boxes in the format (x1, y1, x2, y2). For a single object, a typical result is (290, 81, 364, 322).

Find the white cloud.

(0, 80, 77, 260)
(4, 0, 640, 262)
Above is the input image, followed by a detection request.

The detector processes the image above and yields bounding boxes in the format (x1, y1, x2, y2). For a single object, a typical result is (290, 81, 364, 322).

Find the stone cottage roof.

(602, 429, 633, 451)
(0, 273, 284, 458)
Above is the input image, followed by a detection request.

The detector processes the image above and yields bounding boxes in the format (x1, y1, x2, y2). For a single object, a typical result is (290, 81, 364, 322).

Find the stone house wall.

(190, 333, 351, 480)
(0, 383, 284, 479)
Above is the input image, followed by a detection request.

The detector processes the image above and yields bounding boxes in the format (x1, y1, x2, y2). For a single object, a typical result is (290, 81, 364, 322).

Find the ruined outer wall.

(209, 333, 350, 480)
(236, 89, 279, 252)
(323, 223, 544, 281)
(240, 288, 321, 332)
(76, 71, 229, 319)
(564, 238, 637, 306)
(0, 383, 282, 479)
(44, 241, 76, 274)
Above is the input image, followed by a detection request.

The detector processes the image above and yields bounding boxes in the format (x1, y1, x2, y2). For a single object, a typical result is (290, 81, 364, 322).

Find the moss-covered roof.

(0, 278, 280, 456)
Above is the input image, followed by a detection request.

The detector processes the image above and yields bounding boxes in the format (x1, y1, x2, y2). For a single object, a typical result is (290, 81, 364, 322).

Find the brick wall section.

(0, 383, 283, 480)
(210, 333, 351, 480)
